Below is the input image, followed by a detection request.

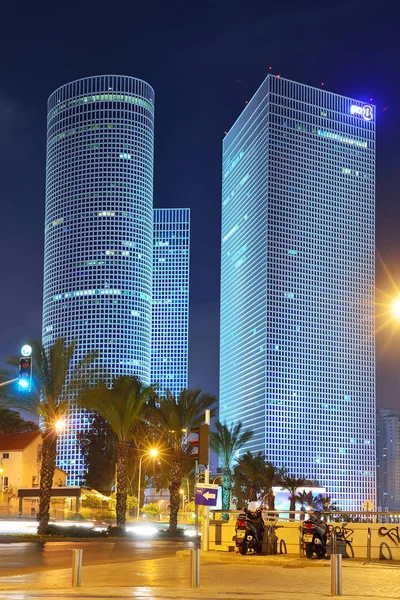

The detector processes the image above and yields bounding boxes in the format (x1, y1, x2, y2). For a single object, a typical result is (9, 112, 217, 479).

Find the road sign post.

(192, 460, 200, 588)
(202, 410, 210, 552)
(195, 484, 219, 507)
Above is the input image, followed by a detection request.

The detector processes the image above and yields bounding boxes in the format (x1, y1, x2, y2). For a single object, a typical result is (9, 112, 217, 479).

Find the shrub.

(79, 508, 92, 520)
(65, 507, 115, 521)
(46, 524, 107, 538)
(50, 498, 66, 506)
(65, 510, 86, 521)
(157, 528, 187, 539)
(140, 503, 161, 520)
(91, 509, 115, 520)
(107, 525, 126, 537)
(82, 494, 103, 509)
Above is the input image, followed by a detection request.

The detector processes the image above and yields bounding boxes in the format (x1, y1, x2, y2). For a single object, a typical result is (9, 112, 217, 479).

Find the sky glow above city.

(0, 0, 399, 407)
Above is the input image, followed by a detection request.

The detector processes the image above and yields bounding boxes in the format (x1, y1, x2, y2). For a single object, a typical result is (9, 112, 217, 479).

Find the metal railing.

(211, 508, 400, 524)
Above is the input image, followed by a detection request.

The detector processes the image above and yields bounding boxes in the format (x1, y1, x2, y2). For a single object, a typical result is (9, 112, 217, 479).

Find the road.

(0, 540, 190, 575)
(1, 554, 400, 600)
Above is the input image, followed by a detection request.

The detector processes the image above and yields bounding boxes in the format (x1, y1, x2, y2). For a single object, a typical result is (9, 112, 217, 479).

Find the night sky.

(0, 1, 399, 408)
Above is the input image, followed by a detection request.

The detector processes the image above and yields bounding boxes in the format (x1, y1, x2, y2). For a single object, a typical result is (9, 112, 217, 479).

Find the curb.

(175, 550, 400, 568)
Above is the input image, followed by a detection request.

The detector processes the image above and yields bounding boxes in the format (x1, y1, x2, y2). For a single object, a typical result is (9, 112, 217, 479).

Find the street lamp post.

(0, 465, 3, 505)
(180, 489, 185, 513)
(136, 449, 158, 521)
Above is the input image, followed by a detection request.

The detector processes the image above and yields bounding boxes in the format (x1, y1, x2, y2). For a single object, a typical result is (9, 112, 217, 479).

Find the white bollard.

(330, 553, 342, 596)
(72, 549, 83, 587)
(190, 548, 200, 588)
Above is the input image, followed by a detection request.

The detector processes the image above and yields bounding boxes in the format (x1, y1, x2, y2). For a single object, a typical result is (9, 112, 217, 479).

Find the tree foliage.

(154, 388, 216, 531)
(81, 494, 103, 509)
(0, 338, 97, 534)
(262, 462, 286, 510)
(78, 413, 117, 492)
(313, 494, 338, 512)
(140, 502, 161, 520)
(233, 451, 266, 505)
(210, 421, 253, 510)
(0, 408, 39, 433)
(281, 475, 309, 520)
(79, 375, 155, 527)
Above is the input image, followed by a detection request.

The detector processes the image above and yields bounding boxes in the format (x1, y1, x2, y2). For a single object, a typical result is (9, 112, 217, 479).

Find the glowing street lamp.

(55, 419, 65, 432)
(393, 298, 400, 321)
(136, 448, 158, 521)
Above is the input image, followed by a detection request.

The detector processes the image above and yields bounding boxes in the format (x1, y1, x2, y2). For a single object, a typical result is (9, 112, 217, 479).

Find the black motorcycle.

(235, 507, 265, 555)
(301, 514, 328, 558)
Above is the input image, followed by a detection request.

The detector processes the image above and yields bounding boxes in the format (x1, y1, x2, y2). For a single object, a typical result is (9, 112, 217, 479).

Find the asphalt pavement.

(0, 548, 400, 599)
(0, 540, 189, 575)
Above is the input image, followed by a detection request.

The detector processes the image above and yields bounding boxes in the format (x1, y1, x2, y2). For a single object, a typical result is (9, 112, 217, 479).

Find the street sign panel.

(362, 500, 374, 511)
(195, 484, 219, 506)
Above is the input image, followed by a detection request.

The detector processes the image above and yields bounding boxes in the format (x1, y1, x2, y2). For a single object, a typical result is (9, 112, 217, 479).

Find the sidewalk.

(0, 552, 400, 599)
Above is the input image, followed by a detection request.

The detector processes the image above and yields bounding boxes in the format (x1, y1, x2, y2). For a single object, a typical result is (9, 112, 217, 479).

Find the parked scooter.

(301, 513, 328, 558)
(235, 506, 265, 555)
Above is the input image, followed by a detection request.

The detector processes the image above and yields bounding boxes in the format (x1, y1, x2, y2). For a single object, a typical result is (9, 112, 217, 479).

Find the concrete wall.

(210, 515, 400, 560)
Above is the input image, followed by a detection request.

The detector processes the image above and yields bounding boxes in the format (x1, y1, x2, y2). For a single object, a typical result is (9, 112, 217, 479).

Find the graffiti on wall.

(378, 526, 400, 546)
(327, 525, 355, 558)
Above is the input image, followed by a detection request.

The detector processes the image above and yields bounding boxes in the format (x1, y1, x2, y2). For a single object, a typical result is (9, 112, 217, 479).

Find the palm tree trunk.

(265, 490, 275, 511)
(168, 452, 182, 532)
(289, 496, 296, 521)
(116, 441, 128, 527)
(249, 482, 257, 502)
(37, 428, 57, 535)
(222, 468, 232, 510)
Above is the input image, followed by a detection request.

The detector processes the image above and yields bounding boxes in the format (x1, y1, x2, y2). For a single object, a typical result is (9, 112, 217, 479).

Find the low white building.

(0, 431, 68, 515)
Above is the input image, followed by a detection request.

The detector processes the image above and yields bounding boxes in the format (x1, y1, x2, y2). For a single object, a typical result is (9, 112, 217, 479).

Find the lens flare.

(393, 299, 400, 321)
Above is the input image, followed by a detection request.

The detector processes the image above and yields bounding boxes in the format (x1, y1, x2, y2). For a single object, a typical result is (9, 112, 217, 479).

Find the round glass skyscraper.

(43, 75, 155, 484)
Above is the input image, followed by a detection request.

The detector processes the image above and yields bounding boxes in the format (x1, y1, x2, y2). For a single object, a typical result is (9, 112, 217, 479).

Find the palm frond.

(2, 338, 97, 427)
(79, 376, 155, 442)
(155, 389, 216, 449)
(210, 421, 253, 470)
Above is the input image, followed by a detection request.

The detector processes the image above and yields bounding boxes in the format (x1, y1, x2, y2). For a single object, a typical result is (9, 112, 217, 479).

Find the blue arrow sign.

(195, 484, 219, 506)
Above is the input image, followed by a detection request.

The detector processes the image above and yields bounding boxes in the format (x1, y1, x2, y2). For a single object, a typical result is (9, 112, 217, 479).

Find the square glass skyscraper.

(152, 209, 190, 397)
(220, 75, 375, 510)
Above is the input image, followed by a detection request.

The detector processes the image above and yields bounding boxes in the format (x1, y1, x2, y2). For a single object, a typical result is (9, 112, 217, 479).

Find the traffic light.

(18, 357, 32, 391)
(188, 424, 209, 466)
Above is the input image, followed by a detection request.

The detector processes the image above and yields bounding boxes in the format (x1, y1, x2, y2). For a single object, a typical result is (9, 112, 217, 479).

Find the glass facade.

(376, 409, 400, 511)
(43, 75, 155, 485)
(220, 75, 375, 510)
(152, 209, 190, 397)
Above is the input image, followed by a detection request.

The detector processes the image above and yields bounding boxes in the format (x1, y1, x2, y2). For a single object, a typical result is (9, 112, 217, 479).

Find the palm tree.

(155, 389, 216, 532)
(313, 494, 338, 513)
(210, 421, 253, 510)
(233, 451, 265, 504)
(295, 490, 313, 509)
(295, 490, 313, 520)
(281, 475, 308, 521)
(79, 375, 155, 527)
(0, 338, 97, 534)
(262, 462, 286, 511)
